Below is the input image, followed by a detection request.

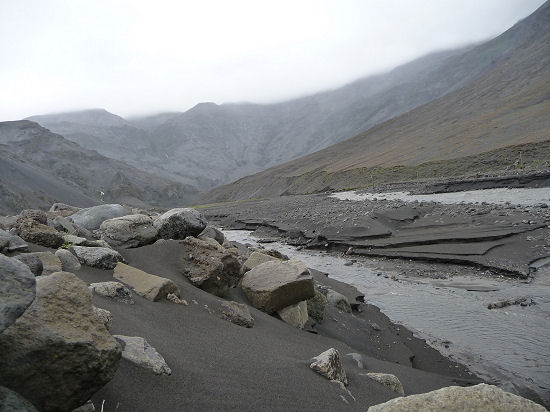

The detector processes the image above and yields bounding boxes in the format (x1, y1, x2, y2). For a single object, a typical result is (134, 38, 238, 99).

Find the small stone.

(364, 372, 405, 395)
(278, 300, 308, 329)
(113, 262, 180, 302)
(220, 301, 254, 328)
(14, 254, 43, 276)
(89, 281, 134, 304)
(310, 348, 348, 386)
(92, 306, 112, 330)
(55, 248, 81, 272)
(167, 293, 188, 305)
(114, 335, 171, 375)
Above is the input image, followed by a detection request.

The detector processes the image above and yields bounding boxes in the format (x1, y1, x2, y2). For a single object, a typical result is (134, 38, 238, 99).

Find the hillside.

(0, 121, 198, 214)
(199, 1, 550, 202)
(28, 38, 506, 190)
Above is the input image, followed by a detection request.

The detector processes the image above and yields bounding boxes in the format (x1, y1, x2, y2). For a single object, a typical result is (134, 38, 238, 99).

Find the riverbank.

(200, 188, 550, 406)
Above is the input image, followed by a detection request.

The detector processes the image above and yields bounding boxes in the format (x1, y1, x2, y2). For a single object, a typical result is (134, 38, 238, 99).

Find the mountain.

(0, 121, 198, 215)
(27, 38, 504, 190)
(199, 1, 550, 202)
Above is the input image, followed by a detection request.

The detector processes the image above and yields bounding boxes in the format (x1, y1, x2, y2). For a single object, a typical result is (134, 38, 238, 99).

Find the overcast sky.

(0, 0, 545, 121)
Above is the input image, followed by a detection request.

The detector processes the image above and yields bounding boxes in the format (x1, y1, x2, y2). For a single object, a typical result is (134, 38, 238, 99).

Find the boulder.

(0, 272, 121, 412)
(367, 383, 546, 411)
(14, 254, 43, 276)
(0, 386, 38, 412)
(307, 288, 327, 323)
(16, 219, 64, 248)
(278, 300, 308, 329)
(180, 237, 241, 296)
(89, 281, 134, 304)
(364, 373, 405, 396)
(70, 204, 127, 231)
(0, 229, 28, 253)
(50, 216, 76, 234)
(32, 252, 63, 275)
(99, 214, 158, 248)
(326, 289, 352, 313)
(241, 260, 314, 313)
(71, 246, 124, 269)
(242, 251, 280, 273)
(0, 255, 36, 333)
(18, 209, 47, 224)
(64, 234, 88, 246)
(92, 306, 112, 330)
(310, 348, 348, 386)
(113, 262, 180, 302)
(153, 208, 207, 240)
(220, 301, 254, 328)
(55, 248, 81, 272)
(114, 335, 171, 375)
(198, 225, 225, 245)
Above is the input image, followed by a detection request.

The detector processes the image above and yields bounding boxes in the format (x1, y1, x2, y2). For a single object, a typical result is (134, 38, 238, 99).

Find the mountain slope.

(0, 121, 198, 214)
(199, 1, 550, 202)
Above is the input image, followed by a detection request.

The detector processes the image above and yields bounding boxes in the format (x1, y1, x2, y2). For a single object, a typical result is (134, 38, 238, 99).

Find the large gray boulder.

(180, 237, 241, 296)
(113, 262, 180, 302)
(241, 260, 315, 313)
(153, 208, 207, 240)
(0, 229, 28, 253)
(0, 272, 121, 412)
(0, 255, 36, 333)
(0, 386, 38, 412)
(114, 335, 171, 375)
(367, 383, 546, 411)
(71, 246, 124, 269)
(70, 204, 127, 231)
(310, 348, 348, 386)
(99, 214, 158, 248)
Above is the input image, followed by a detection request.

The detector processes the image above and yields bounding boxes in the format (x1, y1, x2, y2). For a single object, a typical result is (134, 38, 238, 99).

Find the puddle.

(225, 229, 550, 405)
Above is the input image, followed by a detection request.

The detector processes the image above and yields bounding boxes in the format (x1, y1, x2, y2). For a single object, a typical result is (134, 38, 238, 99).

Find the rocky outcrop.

(0, 386, 38, 412)
(310, 348, 348, 386)
(14, 253, 43, 276)
(0, 271, 121, 412)
(70, 204, 127, 231)
(220, 301, 254, 328)
(198, 225, 225, 245)
(153, 208, 207, 240)
(278, 301, 308, 329)
(0, 255, 36, 333)
(18, 209, 47, 224)
(180, 237, 241, 296)
(113, 262, 180, 302)
(55, 248, 81, 272)
(99, 214, 158, 248)
(16, 219, 64, 248)
(89, 281, 135, 304)
(114, 335, 171, 375)
(364, 373, 405, 396)
(367, 383, 546, 411)
(241, 260, 314, 313)
(71, 246, 124, 269)
(241, 251, 280, 273)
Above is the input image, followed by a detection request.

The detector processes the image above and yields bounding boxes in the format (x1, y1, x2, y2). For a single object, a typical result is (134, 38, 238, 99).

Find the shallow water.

(331, 187, 550, 206)
(225, 229, 550, 405)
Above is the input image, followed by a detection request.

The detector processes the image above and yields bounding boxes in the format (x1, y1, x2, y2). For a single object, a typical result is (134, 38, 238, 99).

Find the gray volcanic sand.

(59, 240, 480, 411)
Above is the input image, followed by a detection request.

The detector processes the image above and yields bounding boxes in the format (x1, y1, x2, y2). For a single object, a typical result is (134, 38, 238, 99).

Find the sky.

(0, 0, 545, 121)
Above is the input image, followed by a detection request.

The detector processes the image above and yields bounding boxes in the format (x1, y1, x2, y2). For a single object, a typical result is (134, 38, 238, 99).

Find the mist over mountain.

(200, 1, 550, 202)
(0, 121, 197, 214)
(27, 39, 497, 190)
